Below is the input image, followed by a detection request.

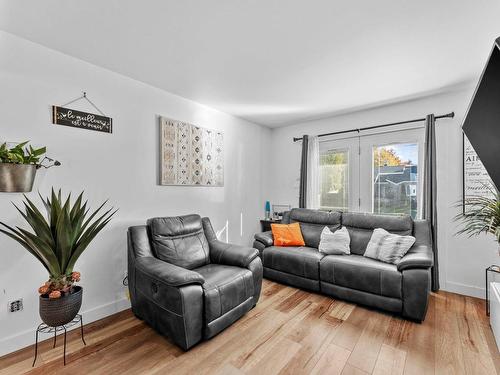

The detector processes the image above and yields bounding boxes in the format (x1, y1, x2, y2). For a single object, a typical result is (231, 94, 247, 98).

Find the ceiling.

(1, 1, 500, 127)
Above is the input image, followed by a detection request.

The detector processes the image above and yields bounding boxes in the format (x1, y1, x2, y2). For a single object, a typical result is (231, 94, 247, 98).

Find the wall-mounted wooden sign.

(52, 106, 113, 133)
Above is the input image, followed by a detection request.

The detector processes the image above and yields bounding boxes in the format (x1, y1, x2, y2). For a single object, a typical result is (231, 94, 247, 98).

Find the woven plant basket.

(39, 286, 83, 327)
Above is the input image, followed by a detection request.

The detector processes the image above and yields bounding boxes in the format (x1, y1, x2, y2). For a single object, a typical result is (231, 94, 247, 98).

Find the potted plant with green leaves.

(455, 187, 500, 254)
(0, 189, 116, 326)
(0, 141, 60, 193)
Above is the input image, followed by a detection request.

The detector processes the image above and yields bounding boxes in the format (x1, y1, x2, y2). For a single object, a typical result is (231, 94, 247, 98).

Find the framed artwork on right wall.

(463, 132, 495, 213)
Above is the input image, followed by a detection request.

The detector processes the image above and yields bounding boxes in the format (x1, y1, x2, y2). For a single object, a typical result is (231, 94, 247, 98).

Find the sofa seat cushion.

(263, 246, 324, 280)
(195, 264, 254, 323)
(320, 254, 402, 298)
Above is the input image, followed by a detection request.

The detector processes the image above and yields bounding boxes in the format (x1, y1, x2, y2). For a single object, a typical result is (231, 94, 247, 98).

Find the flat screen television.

(462, 37, 500, 190)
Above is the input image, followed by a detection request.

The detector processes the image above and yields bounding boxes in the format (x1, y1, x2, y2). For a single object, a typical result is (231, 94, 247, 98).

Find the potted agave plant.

(0, 141, 60, 193)
(455, 187, 500, 254)
(0, 189, 116, 326)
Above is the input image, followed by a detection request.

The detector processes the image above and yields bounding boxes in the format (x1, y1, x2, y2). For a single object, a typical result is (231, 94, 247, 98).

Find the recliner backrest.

(286, 208, 342, 248)
(342, 212, 413, 255)
(147, 214, 210, 270)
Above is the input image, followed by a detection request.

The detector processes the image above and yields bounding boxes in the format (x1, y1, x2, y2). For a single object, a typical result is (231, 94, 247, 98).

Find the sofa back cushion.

(342, 212, 413, 255)
(285, 208, 342, 248)
(147, 214, 210, 269)
(281, 210, 291, 224)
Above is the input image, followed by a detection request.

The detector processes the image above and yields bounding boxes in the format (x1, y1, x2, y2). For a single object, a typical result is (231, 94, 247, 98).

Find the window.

(320, 149, 349, 210)
(318, 128, 423, 218)
(372, 143, 419, 219)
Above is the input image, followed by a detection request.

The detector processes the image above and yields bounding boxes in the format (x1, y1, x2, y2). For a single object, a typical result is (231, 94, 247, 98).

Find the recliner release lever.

(151, 283, 158, 294)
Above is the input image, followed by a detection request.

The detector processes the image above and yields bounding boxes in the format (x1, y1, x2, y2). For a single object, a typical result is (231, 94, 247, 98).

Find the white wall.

(0, 31, 271, 356)
(267, 87, 499, 299)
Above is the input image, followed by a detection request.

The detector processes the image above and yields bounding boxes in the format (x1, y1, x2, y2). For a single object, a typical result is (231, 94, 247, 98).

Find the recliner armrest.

(209, 240, 259, 268)
(135, 256, 205, 287)
(397, 245, 434, 271)
(254, 231, 273, 247)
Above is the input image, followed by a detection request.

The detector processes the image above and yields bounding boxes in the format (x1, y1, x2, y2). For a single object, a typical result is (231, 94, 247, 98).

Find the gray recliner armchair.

(128, 214, 263, 350)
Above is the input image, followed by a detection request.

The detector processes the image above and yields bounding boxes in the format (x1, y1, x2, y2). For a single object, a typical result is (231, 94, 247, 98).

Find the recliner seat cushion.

(320, 254, 402, 298)
(195, 264, 254, 323)
(263, 246, 324, 280)
(148, 215, 210, 269)
(342, 212, 413, 255)
(287, 208, 342, 248)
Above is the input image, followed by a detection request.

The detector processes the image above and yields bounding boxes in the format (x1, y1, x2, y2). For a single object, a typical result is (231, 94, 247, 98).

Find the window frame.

(318, 127, 425, 218)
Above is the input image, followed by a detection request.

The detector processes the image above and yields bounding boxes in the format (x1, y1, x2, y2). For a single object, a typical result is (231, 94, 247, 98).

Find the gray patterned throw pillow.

(364, 228, 415, 264)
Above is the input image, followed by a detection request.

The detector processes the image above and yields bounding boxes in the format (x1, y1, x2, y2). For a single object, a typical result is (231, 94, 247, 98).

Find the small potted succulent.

(0, 189, 116, 326)
(0, 141, 60, 193)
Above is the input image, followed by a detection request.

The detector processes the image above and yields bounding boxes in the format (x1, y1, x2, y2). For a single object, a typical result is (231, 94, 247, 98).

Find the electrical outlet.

(8, 299, 23, 313)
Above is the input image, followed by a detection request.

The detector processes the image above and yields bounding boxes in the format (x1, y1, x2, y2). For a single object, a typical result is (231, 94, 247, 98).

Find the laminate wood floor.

(1, 279, 499, 375)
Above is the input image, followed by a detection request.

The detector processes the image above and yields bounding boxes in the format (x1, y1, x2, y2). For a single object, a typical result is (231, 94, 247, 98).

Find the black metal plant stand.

(485, 265, 500, 316)
(32, 314, 86, 367)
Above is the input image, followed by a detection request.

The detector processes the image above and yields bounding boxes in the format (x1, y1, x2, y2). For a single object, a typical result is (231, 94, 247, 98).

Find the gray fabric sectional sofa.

(253, 208, 434, 321)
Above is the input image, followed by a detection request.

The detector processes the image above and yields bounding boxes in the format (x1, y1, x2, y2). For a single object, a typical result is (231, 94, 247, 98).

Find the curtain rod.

(292, 112, 455, 142)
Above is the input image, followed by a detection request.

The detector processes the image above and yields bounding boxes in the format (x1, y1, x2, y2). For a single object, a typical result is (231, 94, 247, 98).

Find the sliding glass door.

(319, 128, 424, 219)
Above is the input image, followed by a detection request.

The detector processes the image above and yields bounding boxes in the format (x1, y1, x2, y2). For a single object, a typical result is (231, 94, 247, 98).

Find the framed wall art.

(160, 116, 224, 186)
(463, 132, 495, 213)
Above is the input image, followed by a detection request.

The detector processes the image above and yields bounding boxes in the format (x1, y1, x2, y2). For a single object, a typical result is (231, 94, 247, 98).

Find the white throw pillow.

(364, 228, 415, 264)
(318, 226, 350, 255)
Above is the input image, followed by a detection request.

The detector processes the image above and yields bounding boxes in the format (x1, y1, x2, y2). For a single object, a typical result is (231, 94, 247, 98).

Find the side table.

(32, 313, 86, 367)
(486, 265, 500, 316)
(260, 219, 281, 232)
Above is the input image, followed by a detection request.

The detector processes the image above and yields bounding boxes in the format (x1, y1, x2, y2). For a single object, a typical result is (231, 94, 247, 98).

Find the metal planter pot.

(39, 286, 83, 327)
(0, 163, 37, 192)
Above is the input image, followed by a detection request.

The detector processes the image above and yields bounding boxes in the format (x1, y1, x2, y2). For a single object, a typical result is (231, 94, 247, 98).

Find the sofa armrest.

(135, 256, 205, 287)
(254, 231, 273, 247)
(209, 240, 259, 268)
(397, 245, 434, 271)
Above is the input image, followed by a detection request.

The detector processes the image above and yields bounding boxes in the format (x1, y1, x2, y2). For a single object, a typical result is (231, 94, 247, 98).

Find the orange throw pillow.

(271, 222, 305, 247)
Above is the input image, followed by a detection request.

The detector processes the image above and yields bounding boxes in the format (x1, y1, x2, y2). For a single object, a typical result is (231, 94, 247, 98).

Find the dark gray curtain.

(423, 114, 439, 291)
(299, 135, 309, 208)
